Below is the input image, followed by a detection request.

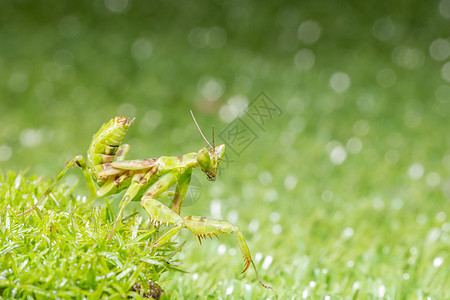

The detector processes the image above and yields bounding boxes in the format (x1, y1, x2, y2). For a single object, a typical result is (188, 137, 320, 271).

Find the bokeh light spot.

(426, 172, 441, 186)
(417, 214, 427, 224)
(356, 93, 376, 115)
(346, 137, 362, 154)
(228, 248, 237, 256)
(392, 46, 425, 70)
(441, 62, 450, 82)
(353, 120, 370, 136)
(248, 219, 259, 233)
(131, 38, 153, 61)
(227, 210, 239, 223)
(376, 68, 397, 88)
(286, 97, 305, 116)
(433, 257, 444, 267)
(297, 20, 321, 44)
(270, 211, 280, 223)
(219, 95, 248, 122)
(385, 149, 400, 164)
(439, 0, 450, 18)
(198, 77, 225, 101)
(20, 129, 42, 148)
(217, 244, 226, 255)
(429, 38, 450, 61)
(0, 145, 12, 162)
(321, 190, 333, 202)
(262, 255, 273, 270)
(329, 72, 350, 93)
(330, 146, 347, 165)
(226, 285, 233, 295)
(210, 199, 222, 219)
(372, 197, 385, 211)
(105, 0, 129, 13)
(408, 163, 424, 180)
(272, 224, 282, 235)
(294, 49, 315, 70)
(427, 228, 441, 243)
(279, 129, 296, 147)
(264, 189, 279, 202)
(206, 27, 227, 49)
(436, 212, 447, 222)
(342, 227, 354, 239)
(435, 85, 450, 103)
(391, 198, 404, 210)
(284, 174, 297, 191)
(372, 17, 396, 41)
(254, 253, 263, 263)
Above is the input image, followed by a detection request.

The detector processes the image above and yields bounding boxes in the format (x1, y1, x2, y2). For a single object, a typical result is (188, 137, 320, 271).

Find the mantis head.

(190, 110, 226, 181)
(197, 144, 225, 181)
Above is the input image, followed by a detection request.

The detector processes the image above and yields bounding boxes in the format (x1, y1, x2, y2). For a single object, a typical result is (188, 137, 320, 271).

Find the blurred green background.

(1, 0, 449, 298)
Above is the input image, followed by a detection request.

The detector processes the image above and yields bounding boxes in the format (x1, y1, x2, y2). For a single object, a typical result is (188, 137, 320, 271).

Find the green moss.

(0, 171, 182, 299)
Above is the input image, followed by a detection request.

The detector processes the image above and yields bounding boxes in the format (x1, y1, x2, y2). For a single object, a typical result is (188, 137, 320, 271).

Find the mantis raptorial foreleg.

(171, 169, 192, 215)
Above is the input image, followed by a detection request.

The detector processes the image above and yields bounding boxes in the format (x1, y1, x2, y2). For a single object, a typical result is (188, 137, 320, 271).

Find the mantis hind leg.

(183, 216, 272, 289)
(18, 155, 97, 217)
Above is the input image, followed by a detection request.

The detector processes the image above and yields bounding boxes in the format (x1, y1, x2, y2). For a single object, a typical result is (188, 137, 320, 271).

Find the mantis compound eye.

(215, 144, 225, 163)
(197, 147, 212, 172)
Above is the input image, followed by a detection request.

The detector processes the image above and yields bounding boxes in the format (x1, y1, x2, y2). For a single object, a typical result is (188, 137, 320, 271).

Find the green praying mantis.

(19, 111, 271, 289)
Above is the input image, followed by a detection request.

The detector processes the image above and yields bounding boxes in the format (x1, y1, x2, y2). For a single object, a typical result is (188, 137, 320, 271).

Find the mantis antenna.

(212, 125, 215, 149)
(190, 109, 213, 149)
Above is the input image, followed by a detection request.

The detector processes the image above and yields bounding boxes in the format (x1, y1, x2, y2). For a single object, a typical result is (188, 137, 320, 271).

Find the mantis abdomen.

(87, 117, 135, 182)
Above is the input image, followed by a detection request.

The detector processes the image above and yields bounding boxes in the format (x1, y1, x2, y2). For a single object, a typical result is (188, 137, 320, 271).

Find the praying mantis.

(20, 111, 271, 289)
